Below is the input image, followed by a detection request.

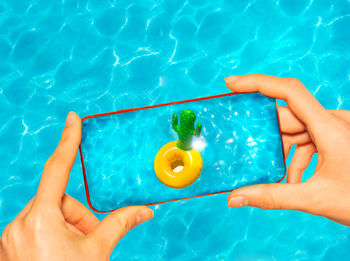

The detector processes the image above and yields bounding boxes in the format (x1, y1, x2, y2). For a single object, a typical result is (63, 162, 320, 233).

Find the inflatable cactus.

(172, 109, 202, 150)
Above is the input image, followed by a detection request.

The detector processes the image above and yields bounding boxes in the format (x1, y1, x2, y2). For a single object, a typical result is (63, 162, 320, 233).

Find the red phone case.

(79, 92, 286, 213)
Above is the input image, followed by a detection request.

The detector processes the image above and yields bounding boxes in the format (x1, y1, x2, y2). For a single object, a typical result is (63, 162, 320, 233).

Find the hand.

(0, 112, 153, 260)
(225, 74, 350, 226)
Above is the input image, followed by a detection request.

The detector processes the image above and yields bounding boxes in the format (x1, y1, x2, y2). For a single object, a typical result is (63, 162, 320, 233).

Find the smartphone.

(79, 92, 286, 212)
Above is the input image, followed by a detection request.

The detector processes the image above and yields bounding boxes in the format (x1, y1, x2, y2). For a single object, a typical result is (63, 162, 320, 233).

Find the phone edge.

(78, 92, 287, 213)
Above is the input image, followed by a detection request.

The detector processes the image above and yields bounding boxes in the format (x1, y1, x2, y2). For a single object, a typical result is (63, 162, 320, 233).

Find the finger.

(227, 182, 312, 211)
(36, 112, 82, 205)
(285, 132, 312, 145)
(282, 134, 292, 158)
(89, 206, 153, 254)
(282, 132, 313, 157)
(315, 153, 324, 173)
(225, 75, 330, 134)
(61, 194, 100, 235)
(279, 108, 350, 134)
(66, 223, 85, 236)
(278, 106, 305, 134)
(287, 143, 316, 183)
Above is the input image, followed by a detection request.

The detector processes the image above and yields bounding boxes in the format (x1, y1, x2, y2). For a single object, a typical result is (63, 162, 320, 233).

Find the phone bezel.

(79, 92, 286, 213)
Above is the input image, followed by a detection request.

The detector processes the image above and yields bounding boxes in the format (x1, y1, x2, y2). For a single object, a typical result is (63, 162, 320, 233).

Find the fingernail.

(228, 196, 248, 208)
(136, 208, 154, 224)
(224, 76, 240, 83)
(65, 112, 76, 127)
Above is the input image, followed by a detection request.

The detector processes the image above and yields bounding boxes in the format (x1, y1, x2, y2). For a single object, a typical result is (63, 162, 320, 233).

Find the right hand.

(225, 74, 350, 226)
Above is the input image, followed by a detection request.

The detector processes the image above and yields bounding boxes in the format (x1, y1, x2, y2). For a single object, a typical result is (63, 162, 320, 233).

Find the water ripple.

(0, 0, 350, 260)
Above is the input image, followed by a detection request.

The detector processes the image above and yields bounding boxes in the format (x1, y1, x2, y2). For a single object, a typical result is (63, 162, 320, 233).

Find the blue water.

(81, 93, 285, 211)
(0, 0, 350, 260)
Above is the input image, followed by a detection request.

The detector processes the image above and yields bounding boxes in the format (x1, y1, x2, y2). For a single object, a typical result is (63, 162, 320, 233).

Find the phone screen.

(80, 93, 285, 212)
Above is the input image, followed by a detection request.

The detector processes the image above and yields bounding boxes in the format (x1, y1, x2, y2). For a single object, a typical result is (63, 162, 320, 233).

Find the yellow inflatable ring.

(154, 141, 203, 189)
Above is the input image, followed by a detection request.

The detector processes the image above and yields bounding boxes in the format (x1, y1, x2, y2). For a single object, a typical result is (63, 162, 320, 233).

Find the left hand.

(0, 112, 153, 261)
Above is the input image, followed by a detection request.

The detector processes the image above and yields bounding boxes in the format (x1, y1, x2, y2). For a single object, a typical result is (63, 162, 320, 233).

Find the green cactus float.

(154, 109, 203, 189)
(172, 109, 202, 151)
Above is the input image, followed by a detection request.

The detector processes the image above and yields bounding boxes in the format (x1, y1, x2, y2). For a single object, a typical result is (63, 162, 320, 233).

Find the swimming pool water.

(0, 0, 350, 260)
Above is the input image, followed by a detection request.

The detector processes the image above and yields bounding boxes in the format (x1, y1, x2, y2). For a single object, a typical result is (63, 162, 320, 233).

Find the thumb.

(227, 183, 311, 211)
(89, 206, 153, 254)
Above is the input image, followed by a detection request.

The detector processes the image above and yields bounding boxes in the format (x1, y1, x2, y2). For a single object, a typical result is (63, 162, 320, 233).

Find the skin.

(225, 74, 350, 226)
(0, 112, 154, 261)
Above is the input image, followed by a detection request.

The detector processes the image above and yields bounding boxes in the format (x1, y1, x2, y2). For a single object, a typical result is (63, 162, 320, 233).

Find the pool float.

(154, 109, 203, 189)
